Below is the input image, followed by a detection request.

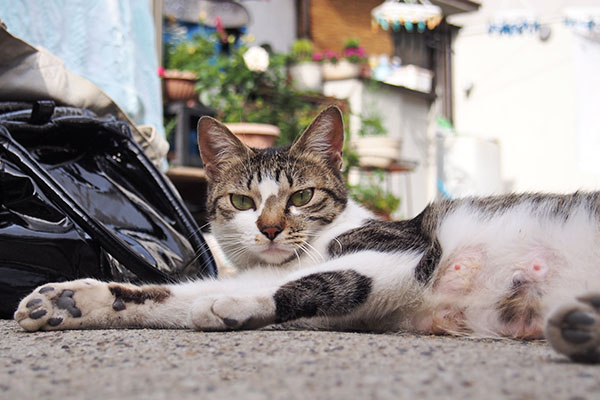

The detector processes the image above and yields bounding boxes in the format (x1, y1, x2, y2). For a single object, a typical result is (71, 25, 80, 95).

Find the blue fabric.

(0, 0, 164, 137)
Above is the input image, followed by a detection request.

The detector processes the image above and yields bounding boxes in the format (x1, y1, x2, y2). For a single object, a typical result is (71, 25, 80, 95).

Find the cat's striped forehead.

(222, 147, 326, 192)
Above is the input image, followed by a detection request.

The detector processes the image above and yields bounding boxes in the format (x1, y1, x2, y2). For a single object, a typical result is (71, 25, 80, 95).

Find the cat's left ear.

(290, 106, 344, 170)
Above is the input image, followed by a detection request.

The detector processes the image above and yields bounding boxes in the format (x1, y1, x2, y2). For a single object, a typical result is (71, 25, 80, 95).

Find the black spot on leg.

(109, 285, 171, 305)
(274, 270, 372, 323)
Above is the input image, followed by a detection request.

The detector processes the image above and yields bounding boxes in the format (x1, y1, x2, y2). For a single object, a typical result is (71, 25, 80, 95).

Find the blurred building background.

(156, 0, 477, 217)
(2, 0, 599, 219)
(450, 0, 600, 194)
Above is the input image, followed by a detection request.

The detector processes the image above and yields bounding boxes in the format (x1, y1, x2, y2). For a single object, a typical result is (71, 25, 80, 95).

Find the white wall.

(451, 0, 600, 193)
(324, 79, 433, 218)
(244, 0, 296, 53)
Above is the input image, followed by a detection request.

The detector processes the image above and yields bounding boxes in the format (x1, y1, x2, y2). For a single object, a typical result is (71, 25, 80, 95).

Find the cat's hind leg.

(546, 293, 600, 363)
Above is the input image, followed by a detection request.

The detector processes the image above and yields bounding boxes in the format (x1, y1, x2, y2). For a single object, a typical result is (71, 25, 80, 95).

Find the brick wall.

(310, 0, 393, 56)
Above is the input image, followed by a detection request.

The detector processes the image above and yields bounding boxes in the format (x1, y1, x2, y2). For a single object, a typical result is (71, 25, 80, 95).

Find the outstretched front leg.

(188, 251, 423, 332)
(14, 278, 231, 331)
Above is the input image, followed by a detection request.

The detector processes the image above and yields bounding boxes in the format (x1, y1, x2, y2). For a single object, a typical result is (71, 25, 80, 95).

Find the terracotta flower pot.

(162, 69, 198, 103)
(225, 123, 281, 149)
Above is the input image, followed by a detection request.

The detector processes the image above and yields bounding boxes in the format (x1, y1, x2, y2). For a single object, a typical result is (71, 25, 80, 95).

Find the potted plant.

(164, 32, 317, 148)
(349, 180, 401, 220)
(288, 39, 323, 92)
(158, 67, 198, 104)
(322, 38, 367, 81)
(351, 110, 402, 168)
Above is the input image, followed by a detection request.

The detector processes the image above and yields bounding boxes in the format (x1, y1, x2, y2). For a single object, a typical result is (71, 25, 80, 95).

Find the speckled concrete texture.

(1, 320, 598, 400)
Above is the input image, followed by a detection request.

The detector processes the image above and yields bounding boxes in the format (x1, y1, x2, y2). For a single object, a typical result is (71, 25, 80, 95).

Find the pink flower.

(344, 46, 366, 58)
(214, 16, 227, 42)
(214, 16, 225, 34)
(313, 52, 323, 61)
(157, 66, 165, 77)
(323, 49, 339, 62)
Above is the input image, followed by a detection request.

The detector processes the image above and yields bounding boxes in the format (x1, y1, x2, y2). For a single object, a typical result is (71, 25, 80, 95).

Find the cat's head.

(197, 106, 348, 268)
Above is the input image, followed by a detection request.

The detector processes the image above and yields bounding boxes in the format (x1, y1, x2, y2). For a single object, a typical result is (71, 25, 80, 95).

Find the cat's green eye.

(230, 194, 255, 211)
(290, 188, 314, 207)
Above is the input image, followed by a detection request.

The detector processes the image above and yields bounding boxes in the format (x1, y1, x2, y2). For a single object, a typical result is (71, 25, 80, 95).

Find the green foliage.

(164, 33, 317, 146)
(164, 116, 177, 142)
(358, 113, 387, 136)
(165, 34, 217, 72)
(290, 39, 314, 63)
(349, 181, 401, 219)
(343, 38, 361, 50)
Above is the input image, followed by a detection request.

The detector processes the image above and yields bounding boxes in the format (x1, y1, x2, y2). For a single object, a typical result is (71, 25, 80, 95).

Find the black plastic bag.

(0, 101, 216, 318)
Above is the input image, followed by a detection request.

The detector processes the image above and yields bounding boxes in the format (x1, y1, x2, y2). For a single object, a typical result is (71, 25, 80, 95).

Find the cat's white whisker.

(293, 248, 302, 267)
(186, 222, 212, 239)
(301, 239, 326, 263)
(333, 238, 343, 253)
(298, 243, 321, 265)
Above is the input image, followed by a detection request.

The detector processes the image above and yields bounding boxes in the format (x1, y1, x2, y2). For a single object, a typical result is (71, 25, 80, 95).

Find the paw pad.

(55, 290, 82, 318)
(546, 294, 600, 364)
(29, 309, 47, 320)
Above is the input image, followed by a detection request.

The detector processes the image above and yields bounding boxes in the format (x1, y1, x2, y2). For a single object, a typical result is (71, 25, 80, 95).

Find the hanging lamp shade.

(371, 0, 443, 33)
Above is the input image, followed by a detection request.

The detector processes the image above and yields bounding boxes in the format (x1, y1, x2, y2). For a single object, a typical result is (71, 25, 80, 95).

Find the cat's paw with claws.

(546, 293, 600, 363)
(14, 279, 110, 331)
(189, 295, 276, 331)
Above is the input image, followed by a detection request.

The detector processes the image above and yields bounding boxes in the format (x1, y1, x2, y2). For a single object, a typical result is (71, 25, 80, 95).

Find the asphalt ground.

(1, 320, 598, 400)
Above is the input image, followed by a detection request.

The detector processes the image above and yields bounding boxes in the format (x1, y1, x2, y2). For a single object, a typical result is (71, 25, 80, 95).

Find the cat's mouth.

(257, 243, 294, 264)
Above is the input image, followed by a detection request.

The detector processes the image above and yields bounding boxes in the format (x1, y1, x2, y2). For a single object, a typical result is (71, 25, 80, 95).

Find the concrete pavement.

(1, 320, 598, 400)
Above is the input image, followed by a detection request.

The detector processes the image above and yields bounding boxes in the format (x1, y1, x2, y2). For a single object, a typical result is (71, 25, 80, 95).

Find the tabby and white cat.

(14, 107, 600, 363)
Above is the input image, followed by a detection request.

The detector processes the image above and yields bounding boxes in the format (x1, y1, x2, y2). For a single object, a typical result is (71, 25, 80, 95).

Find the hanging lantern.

(371, 0, 443, 33)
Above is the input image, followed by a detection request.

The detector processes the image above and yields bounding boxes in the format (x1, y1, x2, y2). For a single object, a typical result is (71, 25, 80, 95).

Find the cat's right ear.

(290, 106, 345, 170)
(197, 117, 251, 180)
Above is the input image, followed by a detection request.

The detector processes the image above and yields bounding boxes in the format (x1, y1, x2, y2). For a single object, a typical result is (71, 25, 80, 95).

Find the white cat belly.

(415, 201, 600, 337)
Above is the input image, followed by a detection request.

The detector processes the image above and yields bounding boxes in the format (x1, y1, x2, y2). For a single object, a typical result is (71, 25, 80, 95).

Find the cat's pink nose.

(260, 225, 282, 240)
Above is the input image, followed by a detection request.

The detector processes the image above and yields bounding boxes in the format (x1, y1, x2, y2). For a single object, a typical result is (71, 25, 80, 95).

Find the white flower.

(243, 46, 269, 72)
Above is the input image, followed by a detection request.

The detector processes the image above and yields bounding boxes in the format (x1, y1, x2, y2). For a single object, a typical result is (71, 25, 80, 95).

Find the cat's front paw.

(188, 295, 276, 331)
(546, 293, 600, 363)
(14, 279, 109, 331)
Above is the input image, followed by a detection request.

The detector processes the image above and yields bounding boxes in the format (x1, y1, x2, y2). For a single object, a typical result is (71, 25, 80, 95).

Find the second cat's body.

(14, 107, 600, 363)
